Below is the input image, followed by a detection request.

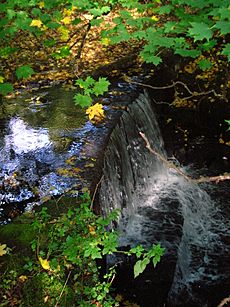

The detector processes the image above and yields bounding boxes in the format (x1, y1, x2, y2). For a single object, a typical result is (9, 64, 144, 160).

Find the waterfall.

(99, 92, 230, 306)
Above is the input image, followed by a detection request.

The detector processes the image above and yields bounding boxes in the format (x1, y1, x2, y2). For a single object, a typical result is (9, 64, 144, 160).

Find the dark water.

(100, 92, 230, 306)
(0, 86, 107, 223)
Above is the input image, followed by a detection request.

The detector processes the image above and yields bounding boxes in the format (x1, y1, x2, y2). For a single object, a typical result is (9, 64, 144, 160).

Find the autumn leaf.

(38, 256, 50, 270)
(151, 15, 159, 21)
(101, 38, 110, 46)
(30, 19, 43, 28)
(0, 244, 7, 256)
(19, 275, 28, 283)
(61, 17, 71, 25)
(0, 76, 4, 83)
(38, 1, 45, 9)
(88, 225, 96, 235)
(86, 103, 105, 123)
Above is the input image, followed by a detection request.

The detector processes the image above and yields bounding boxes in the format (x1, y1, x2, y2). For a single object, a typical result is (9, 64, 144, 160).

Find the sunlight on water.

(5, 117, 51, 154)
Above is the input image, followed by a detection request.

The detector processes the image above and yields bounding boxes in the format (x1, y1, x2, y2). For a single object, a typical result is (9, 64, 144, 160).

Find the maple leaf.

(38, 1, 45, 9)
(38, 256, 50, 270)
(19, 275, 28, 283)
(93, 78, 110, 96)
(16, 65, 35, 79)
(222, 44, 230, 61)
(188, 22, 213, 41)
(30, 19, 43, 28)
(61, 17, 71, 25)
(86, 103, 105, 123)
(101, 38, 110, 46)
(0, 244, 7, 256)
(151, 15, 159, 21)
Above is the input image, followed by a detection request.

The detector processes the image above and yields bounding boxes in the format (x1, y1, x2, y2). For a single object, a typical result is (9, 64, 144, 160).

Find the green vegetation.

(0, 0, 229, 304)
(0, 194, 164, 306)
(0, 0, 229, 96)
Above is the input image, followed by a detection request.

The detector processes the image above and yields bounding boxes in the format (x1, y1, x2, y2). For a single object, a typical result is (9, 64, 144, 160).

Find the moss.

(0, 212, 35, 250)
(21, 272, 75, 307)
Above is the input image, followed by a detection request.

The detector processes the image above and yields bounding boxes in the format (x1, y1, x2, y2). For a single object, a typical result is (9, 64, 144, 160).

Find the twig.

(55, 270, 72, 307)
(139, 132, 191, 182)
(123, 76, 223, 100)
(218, 297, 230, 307)
(140, 132, 230, 184)
(75, 19, 93, 59)
(196, 175, 230, 184)
(90, 175, 104, 210)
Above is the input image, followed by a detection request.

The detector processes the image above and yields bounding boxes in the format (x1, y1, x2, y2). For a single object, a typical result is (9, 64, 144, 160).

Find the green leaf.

(175, 48, 201, 58)
(93, 77, 110, 96)
(0, 46, 17, 58)
(89, 6, 110, 17)
(16, 65, 34, 79)
(214, 21, 230, 35)
(76, 76, 95, 89)
(102, 233, 118, 255)
(43, 39, 56, 47)
(7, 9, 16, 19)
(163, 21, 177, 34)
(74, 94, 92, 107)
(31, 8, 41, 16)
(0, 82, 13, 95)
(134, 258, 150, 278)
(222, 43, 230, 61)
(188, 22, 213, 41)
(141, 51, 162, 65)
(197, 59, 212, 71)
(200, 39, 217, 51)
(129, 245, 145, 258)
(72, 18, 82, 25)
(156, 5, 173, 15)
(225, 119, 230, 131)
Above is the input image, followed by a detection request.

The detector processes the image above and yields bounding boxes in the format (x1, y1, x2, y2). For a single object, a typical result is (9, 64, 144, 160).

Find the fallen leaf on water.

(86, 103, 105, 123)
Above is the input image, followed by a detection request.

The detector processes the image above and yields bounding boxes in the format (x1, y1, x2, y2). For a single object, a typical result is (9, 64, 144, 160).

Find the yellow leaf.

(86, 103, 105, 123)
(0, 244, 7, 256)
(30, 19, 43, 28)
(38, 1, 45, 9)
(19, 275, 28, 283)
(58, 26, 69, 41)
(38, 257, 50, 270)
(219, 137, 225, 144)
(63, 8, 72, 16)
(88, 225, 96, 235)
(0, 76, 4, 83)
(101, 38, 110, 46)
(61, 17, 71, 25)
(151, 15, 159, 21)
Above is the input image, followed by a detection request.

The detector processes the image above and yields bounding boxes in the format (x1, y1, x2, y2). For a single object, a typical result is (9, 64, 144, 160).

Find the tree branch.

(123, 76, 224, 101)
(140, 132, 230, 184)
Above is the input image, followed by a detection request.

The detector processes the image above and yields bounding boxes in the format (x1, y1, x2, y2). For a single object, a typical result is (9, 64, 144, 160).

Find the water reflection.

(5, 117, 51, 154)
(0, 87, 92, 223)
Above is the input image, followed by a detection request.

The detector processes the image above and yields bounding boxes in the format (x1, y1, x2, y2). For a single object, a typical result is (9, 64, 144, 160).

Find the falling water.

(100, 92, 230, 306)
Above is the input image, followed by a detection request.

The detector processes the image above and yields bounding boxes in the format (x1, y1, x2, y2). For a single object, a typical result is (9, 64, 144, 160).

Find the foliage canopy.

(0, 0, 229, 95)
